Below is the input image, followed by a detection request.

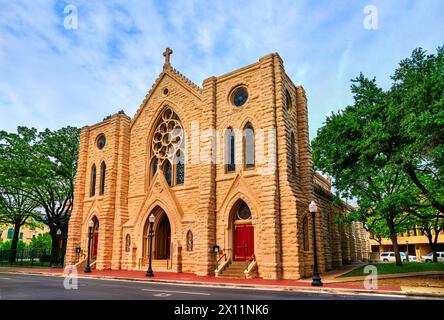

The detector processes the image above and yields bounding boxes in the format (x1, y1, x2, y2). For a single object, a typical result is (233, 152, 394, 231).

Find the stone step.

(220, 273, 245, 278)
(218, 261, 248, 279)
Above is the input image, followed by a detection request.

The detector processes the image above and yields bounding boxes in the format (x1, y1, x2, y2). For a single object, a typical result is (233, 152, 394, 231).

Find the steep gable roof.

(131, 59, 203, 129)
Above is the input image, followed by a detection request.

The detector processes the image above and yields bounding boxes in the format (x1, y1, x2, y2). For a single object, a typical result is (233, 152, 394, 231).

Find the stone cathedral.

(65, 49, 369, 280)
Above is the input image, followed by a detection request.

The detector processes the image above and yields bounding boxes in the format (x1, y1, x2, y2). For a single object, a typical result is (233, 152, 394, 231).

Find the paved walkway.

(1, 265, 443, 298)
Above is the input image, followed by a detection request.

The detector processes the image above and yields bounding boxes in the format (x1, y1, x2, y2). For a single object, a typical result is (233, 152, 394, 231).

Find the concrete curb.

(2, 269, 443, 299)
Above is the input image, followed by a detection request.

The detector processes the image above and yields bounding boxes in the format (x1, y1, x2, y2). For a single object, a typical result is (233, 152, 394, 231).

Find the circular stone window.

(97, 134, 106, 150)
(230, 86, 249, 107)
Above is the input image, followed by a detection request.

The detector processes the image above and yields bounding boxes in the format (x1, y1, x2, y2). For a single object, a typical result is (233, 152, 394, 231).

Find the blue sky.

(0, 0, 443, 141)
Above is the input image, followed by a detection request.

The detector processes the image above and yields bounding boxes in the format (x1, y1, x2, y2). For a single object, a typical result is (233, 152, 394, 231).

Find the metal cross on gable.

(163, 47, 173, 66)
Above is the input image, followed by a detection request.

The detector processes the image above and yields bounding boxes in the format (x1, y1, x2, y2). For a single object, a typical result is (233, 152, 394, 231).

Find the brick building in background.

(370, 228, 444, 259)
(65, 49, 369, 280)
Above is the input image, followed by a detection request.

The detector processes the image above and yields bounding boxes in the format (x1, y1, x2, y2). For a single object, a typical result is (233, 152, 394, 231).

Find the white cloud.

(0, 0, 443, 142)
(337, 41, 353, 80)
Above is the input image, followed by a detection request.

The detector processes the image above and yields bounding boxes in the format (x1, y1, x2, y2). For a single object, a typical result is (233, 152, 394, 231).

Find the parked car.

(400, 252, 418, 262)
(380, 252, 417, 262)
(421, 252, 444, 262)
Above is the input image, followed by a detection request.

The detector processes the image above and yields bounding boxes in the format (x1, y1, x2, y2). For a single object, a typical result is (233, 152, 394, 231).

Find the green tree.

(0, 127, 40, 262)
(404, 199, 444, 262)
(389, 47, 444, 214)
(312, 75, 413, 266)
(313, 46, 444, 266)
(30, 126, 80, 265)
(0, 126, 79, 266)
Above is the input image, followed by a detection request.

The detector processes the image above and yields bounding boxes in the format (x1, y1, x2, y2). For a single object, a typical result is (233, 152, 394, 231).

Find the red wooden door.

(234, 224, 254, 261)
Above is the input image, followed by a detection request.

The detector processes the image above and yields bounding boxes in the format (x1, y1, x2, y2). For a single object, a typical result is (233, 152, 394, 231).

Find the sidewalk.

(1, 266, 443, 298)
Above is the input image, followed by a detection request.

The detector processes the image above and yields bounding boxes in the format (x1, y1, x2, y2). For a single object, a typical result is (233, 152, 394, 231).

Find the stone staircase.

(218, 261, 247, 279)
(141, 259, 171, 272)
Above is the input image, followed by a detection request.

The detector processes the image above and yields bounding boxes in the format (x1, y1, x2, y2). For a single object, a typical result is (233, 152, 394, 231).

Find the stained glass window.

(151, 157, 158, 177)
(99, 161, 106, 195)
(244, 123, 254, 169)
(226, 128, 235, 172)
(90, 164, 96, 196)
(97, 134, 106, 149)
(186, 230, 193, 252)
(291, 132, 297, 176)
(231, 87, 248, 107)
(151, 107, 184, 187)
(176, 151, 184, 185)
(236, 202, 252, 220)
(125, 234, 131, 252)
(164, 160, 172, 186)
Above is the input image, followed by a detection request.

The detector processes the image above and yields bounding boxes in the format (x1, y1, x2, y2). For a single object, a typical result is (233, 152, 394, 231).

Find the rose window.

(150, 107, 185, 186)
(151, 108, 184, 162)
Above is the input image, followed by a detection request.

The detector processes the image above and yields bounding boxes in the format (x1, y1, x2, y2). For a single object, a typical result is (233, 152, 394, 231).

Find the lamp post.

(56, 229, 62, 267)
(84, 220, 94, 273)
(309, 201, 323, 286)
(406, 240, 409, 262)
(146, 213, 155, 277)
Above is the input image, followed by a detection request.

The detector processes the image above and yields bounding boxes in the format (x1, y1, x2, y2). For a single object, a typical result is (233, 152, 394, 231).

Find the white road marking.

(0, 278, 11, 280)
(142, 288, 210, 296)
(153, 293, 172, 297)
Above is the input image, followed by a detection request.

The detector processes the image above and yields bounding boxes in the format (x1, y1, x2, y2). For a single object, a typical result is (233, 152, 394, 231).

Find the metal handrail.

(245, 253, 255, 269)
(217, 252, 227, 265)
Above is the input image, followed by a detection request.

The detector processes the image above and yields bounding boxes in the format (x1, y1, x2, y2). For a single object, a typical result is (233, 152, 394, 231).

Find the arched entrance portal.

(143, 206, 171, 263)
(90, 216, 99, 261)
(155, 214, 171, 259)
(232, 200, 254, 261)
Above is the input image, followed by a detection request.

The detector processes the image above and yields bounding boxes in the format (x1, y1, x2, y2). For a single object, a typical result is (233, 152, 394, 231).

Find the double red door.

(234, 224, 254, 261)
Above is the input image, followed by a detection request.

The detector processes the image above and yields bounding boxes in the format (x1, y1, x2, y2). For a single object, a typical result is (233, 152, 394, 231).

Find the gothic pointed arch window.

(175, 150, 185, 185)
(285, 89, 292, 110)
(164, 160, 172, 186)
(243, 123, 255, 169)
(99, 161, 106, 195)
(225, 127, 235, 173)
(90, 164, 96, 197)
(186, 230, 193, 252)
(125, 234, 131, 252)
(150, 156, 158, 178)
(150, 107, 185, 187)
(291, 132, 297, 177)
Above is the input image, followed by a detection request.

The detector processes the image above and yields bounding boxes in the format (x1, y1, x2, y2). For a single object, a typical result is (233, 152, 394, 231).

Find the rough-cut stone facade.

(65, 50, 369, 279)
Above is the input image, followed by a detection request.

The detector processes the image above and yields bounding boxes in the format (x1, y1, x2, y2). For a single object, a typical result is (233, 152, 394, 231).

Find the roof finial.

(163, 47, 173, 68)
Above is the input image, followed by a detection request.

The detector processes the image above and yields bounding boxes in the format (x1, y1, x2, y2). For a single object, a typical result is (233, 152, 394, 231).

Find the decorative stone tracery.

(150, 107, 185, 186)
(151, 107, 184, 165)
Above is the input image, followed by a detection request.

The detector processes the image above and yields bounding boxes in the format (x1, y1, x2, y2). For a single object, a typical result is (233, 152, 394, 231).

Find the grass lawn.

(339, 262, 444, 278)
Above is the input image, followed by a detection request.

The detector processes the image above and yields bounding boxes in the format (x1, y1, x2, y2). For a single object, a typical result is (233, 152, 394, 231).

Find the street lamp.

(406, 240, 409, 262)
(309, 201, 323, 286)
(56, 229, 62, 267)
(146, 213, 155, 277)
(84, 220, 94, 273)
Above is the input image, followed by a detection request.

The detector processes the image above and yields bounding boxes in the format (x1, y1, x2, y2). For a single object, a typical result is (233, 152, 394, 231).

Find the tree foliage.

(312, 46, 444, 265)
(0, 126, 79, 265)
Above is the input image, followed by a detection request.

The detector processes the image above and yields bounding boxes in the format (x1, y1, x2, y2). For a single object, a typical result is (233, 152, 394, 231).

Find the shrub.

(29, 233, 52, 250)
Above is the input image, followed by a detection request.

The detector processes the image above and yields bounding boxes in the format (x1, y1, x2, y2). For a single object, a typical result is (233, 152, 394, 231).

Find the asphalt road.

(0, 272, 418, 300)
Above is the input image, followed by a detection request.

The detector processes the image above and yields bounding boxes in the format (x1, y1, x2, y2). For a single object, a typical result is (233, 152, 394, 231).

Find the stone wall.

(66, 51, 369, 280)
